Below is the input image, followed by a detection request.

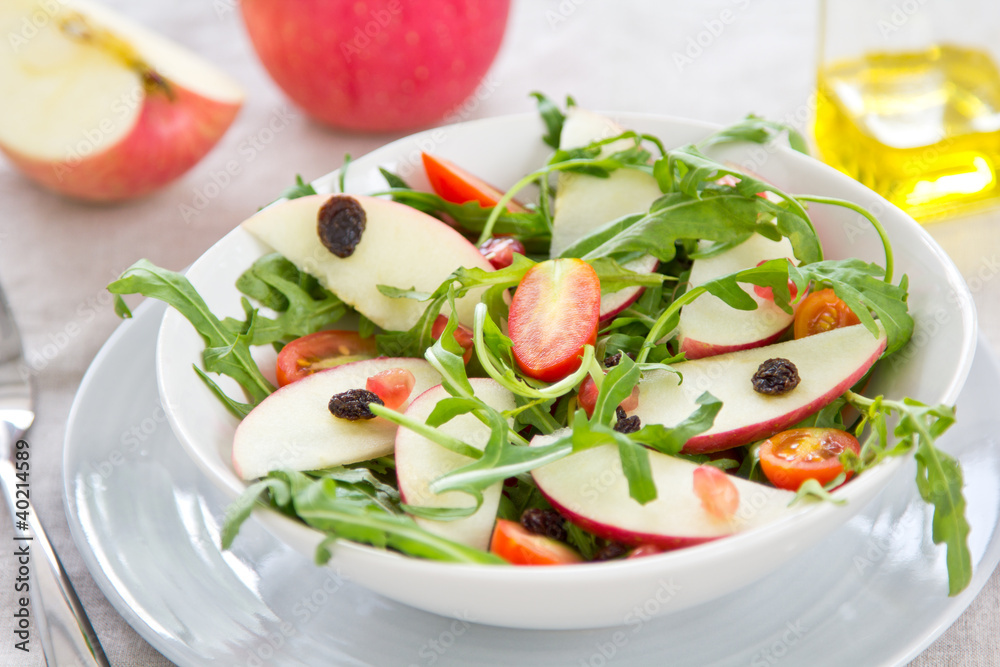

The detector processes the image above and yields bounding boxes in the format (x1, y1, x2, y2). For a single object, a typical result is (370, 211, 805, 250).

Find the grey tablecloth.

(0, 0, 997, 665)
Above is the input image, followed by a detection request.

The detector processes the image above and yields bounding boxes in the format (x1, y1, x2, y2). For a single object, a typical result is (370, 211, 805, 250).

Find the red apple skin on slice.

(530, 436, 797, 548)
(599, 254, 660, 322)
(677, 234, 797, 360)
(4, 85, 239, 201)
(232, 358, 440, 480)
(396, 379, 515, 550)
(508, 258, 601, 382)
(635, 324, 887, 454)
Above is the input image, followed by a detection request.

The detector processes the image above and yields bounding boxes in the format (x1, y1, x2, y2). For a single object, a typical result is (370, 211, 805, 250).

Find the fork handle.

(0, 451, 110, 667)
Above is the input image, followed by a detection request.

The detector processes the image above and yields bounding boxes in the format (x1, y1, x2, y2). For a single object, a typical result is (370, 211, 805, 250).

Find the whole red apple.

(240, 0, 511, 132)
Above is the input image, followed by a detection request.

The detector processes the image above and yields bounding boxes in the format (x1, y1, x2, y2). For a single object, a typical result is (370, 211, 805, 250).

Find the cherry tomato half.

(793, 288, 861, 339)
(508, 258, 601, 382)
(275, 330, 377, 386)
(758, 427, 861, 491)
(489, 519, 582, 566)
(422, 153, 528, 212)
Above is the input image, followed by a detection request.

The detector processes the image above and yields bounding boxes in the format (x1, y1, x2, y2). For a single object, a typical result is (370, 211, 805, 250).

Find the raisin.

(603, 351, 634, 368)
(520, 508, 568, 542)
(751, 358, 801, 396)
(613, 405, 641, 434)
(592, 542, 629, 561)
(328, 388, 383, 420)
(317, 195, 366, 258)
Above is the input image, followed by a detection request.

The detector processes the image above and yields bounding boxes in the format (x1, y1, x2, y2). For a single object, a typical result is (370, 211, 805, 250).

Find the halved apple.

(0, 0, 243, 201)
(396, 379, 515, 550)
(549, 108, 663, 319)
(232, 357, 440, 480)
(242, 194, 494, 332)
(531, 435, 798, 548)
(677, 234, 797, 359)
(636, 323, 887, 454)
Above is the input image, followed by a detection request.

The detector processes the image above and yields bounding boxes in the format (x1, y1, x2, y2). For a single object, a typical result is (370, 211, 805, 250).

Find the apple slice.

(242, 194, 494, 332)
(549, 108, 663, 319)
(531, 436, 798, 548)
(232, 358, 440, 480)
(677, 234, 797, 359)
(396, 379, 515, 550)
(636, 323, 887, 454)
(599, 253, 660, 321)
(508, 258, 601, 382)
(0, 0, 243, 201)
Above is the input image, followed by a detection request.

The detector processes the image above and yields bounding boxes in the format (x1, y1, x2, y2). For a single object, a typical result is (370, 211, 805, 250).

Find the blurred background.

(0, 0, 998, 664)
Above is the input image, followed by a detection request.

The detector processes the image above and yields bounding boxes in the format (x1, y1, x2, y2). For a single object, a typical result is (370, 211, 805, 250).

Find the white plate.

(154, 112, 977, 628)
(64, 300, 1000, 665)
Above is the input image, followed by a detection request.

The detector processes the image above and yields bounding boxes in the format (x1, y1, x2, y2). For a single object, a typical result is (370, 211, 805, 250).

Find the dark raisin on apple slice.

(328, 388, 383, 420)
(317, 195, 366, 258)
(751, 358, 800, 396)
(592, 542, 629, 561)
(520, 508, 568, 542)
(613, 405, 641, 434)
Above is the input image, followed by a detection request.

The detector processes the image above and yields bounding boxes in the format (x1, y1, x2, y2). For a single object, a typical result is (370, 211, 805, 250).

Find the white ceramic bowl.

(156, 112, 976, 630)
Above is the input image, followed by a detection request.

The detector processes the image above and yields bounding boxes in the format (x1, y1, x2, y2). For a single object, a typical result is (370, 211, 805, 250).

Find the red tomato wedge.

(422, 152, 529, 212)
(793, 288, 860, 339)
(490, 519, 582, 566)
(275, 330, 377, 386)
(758, 427, 861, 490)
(508, 258, 601, 382)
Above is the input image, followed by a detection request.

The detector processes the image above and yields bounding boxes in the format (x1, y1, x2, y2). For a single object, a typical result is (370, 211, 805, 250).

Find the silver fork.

(0, 284, 110, 667)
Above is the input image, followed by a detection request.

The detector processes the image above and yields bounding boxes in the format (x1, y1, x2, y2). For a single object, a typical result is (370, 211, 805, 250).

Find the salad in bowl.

(109, 95, 976, 629)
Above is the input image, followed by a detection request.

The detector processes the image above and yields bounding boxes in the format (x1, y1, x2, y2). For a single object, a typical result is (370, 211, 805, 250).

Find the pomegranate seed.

(628, 544, 666, 559)
(431, 315, 474, 363)
(692, 465, 739, 520)
(365, 368, 416, 410)
(578, 376, 599, 417)
(752, 258, 798, 303)
(479, 236, 525, 269)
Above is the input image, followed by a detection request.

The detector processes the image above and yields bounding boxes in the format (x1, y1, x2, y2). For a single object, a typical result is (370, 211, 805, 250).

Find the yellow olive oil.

(814, 45, 1000, 221)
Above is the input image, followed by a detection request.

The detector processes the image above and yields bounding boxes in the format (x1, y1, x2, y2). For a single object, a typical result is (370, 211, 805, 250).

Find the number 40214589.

(14, 439, 29, 524)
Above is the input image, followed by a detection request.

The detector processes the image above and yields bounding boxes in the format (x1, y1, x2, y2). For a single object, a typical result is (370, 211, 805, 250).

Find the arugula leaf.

(654, 147, 822, 264)
(376, 187, 551, 242)
(338, 154, 351, 193)
(844, 391, 970, 595)
(531, 91, 568, 149)
(497, 475, 551, 522)
(108, 259, 274, 405)
(278, 174, 318, 201)
(225, 253, 348, 345)
(375, 294, 447, 358)
(798, 260, 912, 354)
(698, 114, 808, 154)
(222, 470, 505, 564)
(559, 193, 817, 266)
